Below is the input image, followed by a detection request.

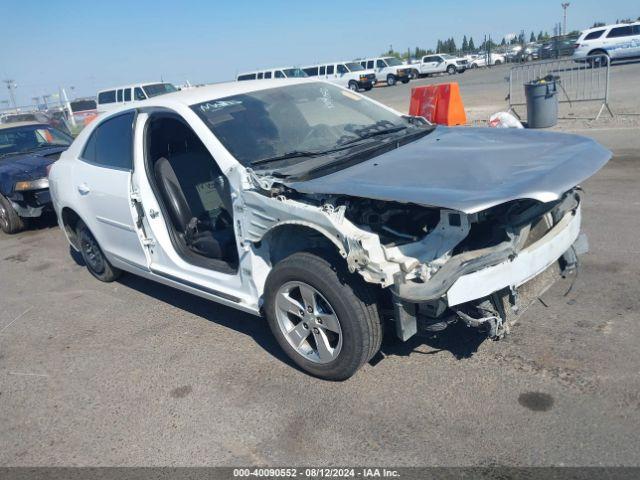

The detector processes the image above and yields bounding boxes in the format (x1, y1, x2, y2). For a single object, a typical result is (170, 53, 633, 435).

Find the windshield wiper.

(251, 150, 325, 166)
(340, 125, 408, 146)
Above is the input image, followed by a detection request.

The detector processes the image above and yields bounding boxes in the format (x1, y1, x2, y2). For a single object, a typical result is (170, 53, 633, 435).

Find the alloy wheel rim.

(0, 204, 8, 228)
(275, 281, 343, 364)
(81, 234, 105, 274)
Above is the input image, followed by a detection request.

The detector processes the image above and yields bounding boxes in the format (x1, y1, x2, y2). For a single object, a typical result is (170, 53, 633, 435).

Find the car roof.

(100, 78, 321, 115)
(0, 121, 47, 130)
(583, 21, 640, 33)
(97, 82, 172, 92)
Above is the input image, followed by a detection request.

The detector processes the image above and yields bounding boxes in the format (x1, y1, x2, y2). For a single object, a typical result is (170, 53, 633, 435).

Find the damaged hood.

(284, 127, 611, 213)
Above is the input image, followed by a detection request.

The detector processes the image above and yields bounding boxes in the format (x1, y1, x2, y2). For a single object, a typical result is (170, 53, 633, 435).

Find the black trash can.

(524, 78, 558, 128)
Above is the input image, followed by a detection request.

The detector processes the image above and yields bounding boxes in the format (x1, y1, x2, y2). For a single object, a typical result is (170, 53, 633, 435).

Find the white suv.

(416, 54, 468, 76)
(573, 22, 640, 63)
(358, 57, 412, 86)
(49, 79, 609, 380)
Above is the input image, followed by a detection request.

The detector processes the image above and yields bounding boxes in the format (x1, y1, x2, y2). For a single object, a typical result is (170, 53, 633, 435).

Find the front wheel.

(76, 220, 122, 282)
(264, 252, 382, 380)
(0, 194, 26, 234)
(494, 60, 502, 65)
(446, 65, 457, 75)
(386, 74, 397, 86)
(348, 81, 359, 91)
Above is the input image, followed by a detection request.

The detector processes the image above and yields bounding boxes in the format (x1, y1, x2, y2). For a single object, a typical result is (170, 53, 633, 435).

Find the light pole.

(3, 79, 18, 110)
(561, 3, 570, 36)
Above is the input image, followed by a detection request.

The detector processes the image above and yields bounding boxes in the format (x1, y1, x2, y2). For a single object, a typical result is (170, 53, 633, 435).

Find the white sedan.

(49, 79, 610, 379)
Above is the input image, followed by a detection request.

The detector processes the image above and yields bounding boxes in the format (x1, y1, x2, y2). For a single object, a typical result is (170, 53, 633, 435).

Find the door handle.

(77, 183, 91, 195)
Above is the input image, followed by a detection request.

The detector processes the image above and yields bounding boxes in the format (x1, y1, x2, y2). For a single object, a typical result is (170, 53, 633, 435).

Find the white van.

(358, 57, 412, 86)
(236, 67, 307, 81)
(96, 83, 178, 112)
(301, 61, 376, 91)
(573, 22, 640, 63)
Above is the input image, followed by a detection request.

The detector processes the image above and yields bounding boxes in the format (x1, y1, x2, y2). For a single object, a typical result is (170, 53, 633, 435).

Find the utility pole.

(561, 3, 570, 36)
(3, 79, 18, 111)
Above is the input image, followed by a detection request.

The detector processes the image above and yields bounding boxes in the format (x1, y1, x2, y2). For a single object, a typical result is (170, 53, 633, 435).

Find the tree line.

(382, 15, 640, 60)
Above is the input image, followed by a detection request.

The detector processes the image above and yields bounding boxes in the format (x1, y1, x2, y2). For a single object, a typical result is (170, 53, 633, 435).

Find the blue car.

(0, 121, 73, 233)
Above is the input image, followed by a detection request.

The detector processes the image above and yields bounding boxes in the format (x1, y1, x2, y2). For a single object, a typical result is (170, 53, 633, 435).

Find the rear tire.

(76, 220, 122, 282)
(0, 194, 26, 234)
(264, 252, 383, 381)
(588, 50, 609, 68)
(386, 74, 397, 86)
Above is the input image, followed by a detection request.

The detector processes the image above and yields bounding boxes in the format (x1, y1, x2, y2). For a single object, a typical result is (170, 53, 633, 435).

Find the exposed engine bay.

(244, 167, 585, 342)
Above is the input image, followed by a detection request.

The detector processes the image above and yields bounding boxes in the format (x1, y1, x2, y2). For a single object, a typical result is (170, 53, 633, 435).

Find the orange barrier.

(409, 82, 467, 126)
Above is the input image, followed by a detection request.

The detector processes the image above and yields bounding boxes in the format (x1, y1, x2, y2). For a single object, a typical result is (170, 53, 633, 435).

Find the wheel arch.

(259, 222, 347, 267)
(60, 206, 84, 250)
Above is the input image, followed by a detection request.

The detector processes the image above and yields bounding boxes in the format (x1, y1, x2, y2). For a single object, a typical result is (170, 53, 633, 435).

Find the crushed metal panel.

(285, 127, 611, 214)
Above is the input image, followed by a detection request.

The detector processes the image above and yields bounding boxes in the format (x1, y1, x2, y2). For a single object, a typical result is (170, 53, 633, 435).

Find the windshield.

(282, 68, 308, 78)
(192, 83, 417, 168)
(441, 54, 455, 59)
(0, 125, 73, 158)
(345, 62, 365, 71)
(142, 83, 178, 97)
(384, 57, 403, 66)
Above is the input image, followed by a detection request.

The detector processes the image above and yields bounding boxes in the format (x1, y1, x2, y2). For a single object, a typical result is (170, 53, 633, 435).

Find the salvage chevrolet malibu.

(49, 79, 611, 380)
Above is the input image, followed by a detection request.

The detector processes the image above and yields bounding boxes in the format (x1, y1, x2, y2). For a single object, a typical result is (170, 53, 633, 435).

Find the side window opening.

(81, 112, 135, 170)
(264, 71, 272, 79)
(337, 64, 348, 74)
(134, 87, 146, 100)
(275, 70, 285, 78)
(124, 89, 131, 101)
(326, 65, 334, 74)
(117, 89, 123, 102)
(376, 59, 386, 68)
(146, 115, 237, 267)
(98, 90, 116, 104)
(366, 60, 374, 69)
(319, 66, 326, 75)
(257, 72, 264, 79)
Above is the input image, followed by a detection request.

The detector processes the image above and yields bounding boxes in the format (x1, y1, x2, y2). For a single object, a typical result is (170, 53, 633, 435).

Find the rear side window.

(264, 71, 272, 79)
(98, 90, 116, 104)
(303, 66, 319, 76)
(326, 65, 334, 74)
(81, 112, 135, 170)
(116, 89, 123, 102)
(124, 89, 131, 101)
(584, 30, 605, 40)
(607, 26, 633, 38)
(134, 87, 146, 100)
(257, 72, 263, 79)
(319, 66, 326, 75)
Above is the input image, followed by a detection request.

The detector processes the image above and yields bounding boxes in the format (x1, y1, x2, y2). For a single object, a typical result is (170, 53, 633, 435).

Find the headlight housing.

(14, 178, 49, 191)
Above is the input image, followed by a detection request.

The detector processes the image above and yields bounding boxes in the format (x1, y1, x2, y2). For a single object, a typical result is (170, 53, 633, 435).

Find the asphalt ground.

(1, 65, 639, 466)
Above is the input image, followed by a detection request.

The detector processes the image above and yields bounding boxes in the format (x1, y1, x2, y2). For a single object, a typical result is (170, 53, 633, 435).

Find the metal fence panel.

(508, 55, 613, 120)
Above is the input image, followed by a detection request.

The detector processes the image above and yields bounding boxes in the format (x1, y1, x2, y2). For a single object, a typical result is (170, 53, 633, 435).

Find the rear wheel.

(386, 74, 397, 86)
(348, 81, 359, 91)
(494, 60, 502, 65)
(0, 194, 26, 234)
(76, 220, 122, 282)
(588, 50, 609, 68)
(446, 65, 457, 75)
(264, 252, 382, 380)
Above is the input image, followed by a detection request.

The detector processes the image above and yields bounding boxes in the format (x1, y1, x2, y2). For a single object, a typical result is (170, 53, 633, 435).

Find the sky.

(1, 0, 638, 106)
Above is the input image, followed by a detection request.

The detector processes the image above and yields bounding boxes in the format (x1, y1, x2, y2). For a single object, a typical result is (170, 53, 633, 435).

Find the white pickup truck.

(416, 54, 468, 77)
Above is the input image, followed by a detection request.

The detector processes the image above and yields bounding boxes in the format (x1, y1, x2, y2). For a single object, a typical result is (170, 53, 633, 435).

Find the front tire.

(264, 252, 382, 381)
(76, 220, 122, 282)
(348, 81, 359, 91)
(386, 74, 397, 86)
(0, 194, 26, 234)
(446, 65, 457, 75)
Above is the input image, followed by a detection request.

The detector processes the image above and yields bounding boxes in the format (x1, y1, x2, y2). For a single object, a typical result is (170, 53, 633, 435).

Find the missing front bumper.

(391, 204, 585, 341)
